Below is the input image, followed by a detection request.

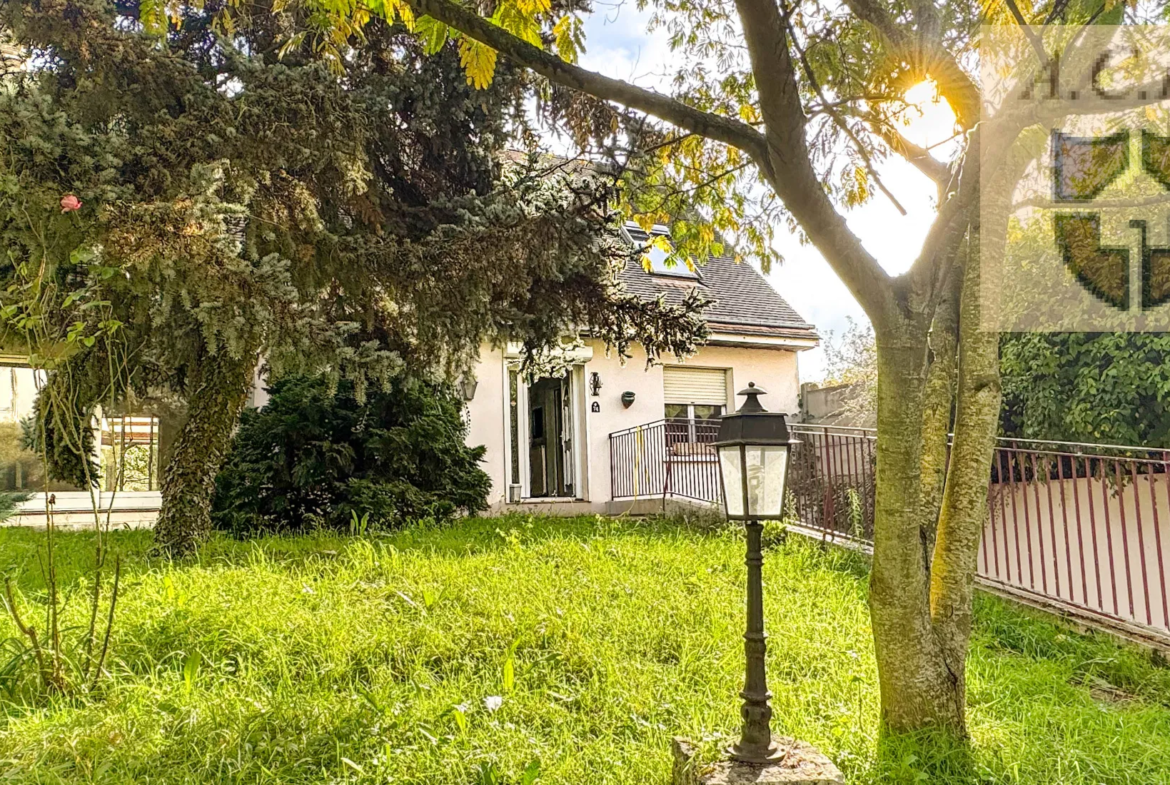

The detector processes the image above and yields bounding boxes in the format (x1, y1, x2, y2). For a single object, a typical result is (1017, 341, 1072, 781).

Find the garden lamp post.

(714, 382, 795, 764)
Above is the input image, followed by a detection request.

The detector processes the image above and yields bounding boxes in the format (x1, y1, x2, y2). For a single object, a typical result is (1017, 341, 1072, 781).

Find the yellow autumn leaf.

(397, 1, 415, 31)
(459, 38, 498, 89)
(516, 0, 552, 15)
(553, 15, 583, 63)
(494, 4, 541, 47)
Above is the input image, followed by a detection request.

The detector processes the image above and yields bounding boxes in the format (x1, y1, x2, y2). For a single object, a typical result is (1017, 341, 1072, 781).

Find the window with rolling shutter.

(663, 366, 728, 405)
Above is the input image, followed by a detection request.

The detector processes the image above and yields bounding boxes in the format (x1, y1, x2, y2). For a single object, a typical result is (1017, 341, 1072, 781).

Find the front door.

(526, 372, 575, 498)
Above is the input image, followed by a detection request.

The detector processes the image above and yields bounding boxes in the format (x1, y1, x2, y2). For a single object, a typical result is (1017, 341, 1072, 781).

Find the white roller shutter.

(663, 366, 728, 405)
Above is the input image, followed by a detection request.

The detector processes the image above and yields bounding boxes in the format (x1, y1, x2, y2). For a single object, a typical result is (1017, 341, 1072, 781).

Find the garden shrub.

(212, 375, 490, 535)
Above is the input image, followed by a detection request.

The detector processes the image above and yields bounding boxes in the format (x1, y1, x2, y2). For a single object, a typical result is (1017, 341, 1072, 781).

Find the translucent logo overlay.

(981, 26, 1170, 331)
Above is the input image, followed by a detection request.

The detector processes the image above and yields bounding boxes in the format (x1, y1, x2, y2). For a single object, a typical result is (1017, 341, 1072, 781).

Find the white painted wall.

(466, 344, 510, 506)
(464, 337, 804, 512)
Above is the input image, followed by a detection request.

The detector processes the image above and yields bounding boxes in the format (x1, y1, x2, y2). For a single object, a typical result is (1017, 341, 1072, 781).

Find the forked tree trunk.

(153, 351, 256, 556)
(869, 247, 1001, 734)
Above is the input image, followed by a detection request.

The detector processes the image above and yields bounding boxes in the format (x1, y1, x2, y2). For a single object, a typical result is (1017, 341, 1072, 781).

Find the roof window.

(634, 227, 699, 280)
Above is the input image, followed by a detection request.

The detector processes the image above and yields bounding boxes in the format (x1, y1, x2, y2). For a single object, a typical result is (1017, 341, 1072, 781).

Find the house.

(0, 357, 162, 527)
(464, 223, 819, 515)
(0, 224, 817, 525)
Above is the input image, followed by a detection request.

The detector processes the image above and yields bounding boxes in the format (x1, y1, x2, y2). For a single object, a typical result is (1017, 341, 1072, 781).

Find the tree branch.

(788, 19, 908, 215)
(1002, 0, 1050, 66)
(841, 0, 980, 129)
(420, 0, 902, 328)
(875, 123, 950, 185)
(407, 0, 770, 162)
(733, 0, 900, 329)
(902, 127, 978, 313)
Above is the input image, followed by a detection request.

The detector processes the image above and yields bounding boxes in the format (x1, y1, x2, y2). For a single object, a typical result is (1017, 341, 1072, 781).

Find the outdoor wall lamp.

(621, 391, 636, 408)
(590, 372, 603, 397)
(458, 374, 478, 402)
(714, 382, 795, 765)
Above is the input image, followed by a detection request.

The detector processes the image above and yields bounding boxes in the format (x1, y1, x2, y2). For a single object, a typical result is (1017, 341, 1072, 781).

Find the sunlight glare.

(902, 79, 958, 151)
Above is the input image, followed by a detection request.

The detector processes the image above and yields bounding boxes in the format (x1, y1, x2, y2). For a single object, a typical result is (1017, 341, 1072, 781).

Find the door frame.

(505, 365, 587, 501)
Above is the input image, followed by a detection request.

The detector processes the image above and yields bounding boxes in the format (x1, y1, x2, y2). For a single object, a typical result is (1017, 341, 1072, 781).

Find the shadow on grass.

(868, 728, 992, 785)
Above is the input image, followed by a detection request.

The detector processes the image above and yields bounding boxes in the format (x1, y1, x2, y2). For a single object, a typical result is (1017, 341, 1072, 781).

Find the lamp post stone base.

(671, 737, 844, 785)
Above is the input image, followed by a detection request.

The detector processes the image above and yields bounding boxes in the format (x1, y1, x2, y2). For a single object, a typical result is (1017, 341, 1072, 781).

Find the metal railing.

(609, 418, 722, 503)
(787, 424, 876, 541)
(610, 419, 1170, 639)
(793, 426, 1170, 638)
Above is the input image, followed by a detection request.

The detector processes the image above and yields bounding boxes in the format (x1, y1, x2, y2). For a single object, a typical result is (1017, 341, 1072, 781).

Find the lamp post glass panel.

(714, 382, 795, 764)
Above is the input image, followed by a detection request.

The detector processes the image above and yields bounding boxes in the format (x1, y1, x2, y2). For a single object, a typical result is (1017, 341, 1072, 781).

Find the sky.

(559, 2, 959, 381)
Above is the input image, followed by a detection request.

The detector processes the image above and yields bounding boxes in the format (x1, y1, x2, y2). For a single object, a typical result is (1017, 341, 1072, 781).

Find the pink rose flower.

(60, 194, 82, 213)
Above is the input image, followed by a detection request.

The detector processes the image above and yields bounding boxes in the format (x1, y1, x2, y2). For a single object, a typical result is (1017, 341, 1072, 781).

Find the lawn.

(0, 516, 1168, 784)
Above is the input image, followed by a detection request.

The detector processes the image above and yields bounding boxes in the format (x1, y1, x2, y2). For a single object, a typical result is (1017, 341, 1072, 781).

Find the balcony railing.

(608, 418, 722, 503)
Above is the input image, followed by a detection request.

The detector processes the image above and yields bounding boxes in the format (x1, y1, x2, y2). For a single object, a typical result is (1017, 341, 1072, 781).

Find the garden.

(4, 1, 1169, 783)
(1, 516, 1168, 784)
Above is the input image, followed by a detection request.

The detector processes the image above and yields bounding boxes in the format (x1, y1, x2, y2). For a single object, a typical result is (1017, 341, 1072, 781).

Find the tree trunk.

(153, 351, 256, 556)
(869, 241, 1001, 736)
(870, 323, 962, 731)
(929, 233, 1002, 719)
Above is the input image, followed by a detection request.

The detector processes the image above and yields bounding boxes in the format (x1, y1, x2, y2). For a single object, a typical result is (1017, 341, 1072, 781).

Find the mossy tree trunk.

(869, 242, 1001, 734)
(153, 351, 257, 557)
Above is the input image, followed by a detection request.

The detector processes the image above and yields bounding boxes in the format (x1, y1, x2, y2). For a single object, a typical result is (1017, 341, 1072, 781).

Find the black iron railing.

(609, 418, 722, 503)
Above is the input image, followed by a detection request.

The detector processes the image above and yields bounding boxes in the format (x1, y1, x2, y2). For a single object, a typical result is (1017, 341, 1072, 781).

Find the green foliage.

(212, 375, 490, 535)
(1000, 332, 1170, 447)
(0, 519, 1168, 783)
(1, 0, 707, 551)
(0, 490, 28, 521)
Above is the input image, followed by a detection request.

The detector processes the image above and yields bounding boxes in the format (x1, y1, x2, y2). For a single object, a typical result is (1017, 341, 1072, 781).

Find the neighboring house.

(465, 223, 819, 515)
(0, 356, 162, 527)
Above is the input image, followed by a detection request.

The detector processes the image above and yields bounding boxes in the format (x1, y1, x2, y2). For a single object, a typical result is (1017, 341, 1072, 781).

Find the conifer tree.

(0, 0, 708, 554)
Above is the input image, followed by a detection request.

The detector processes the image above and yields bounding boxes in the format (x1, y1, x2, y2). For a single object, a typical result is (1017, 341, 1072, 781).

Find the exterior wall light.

(458, 375, 478, 402)
(590, 372, 603, 397)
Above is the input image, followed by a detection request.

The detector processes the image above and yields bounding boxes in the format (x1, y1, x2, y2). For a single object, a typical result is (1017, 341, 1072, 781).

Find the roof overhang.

(705, 324, 820, 351)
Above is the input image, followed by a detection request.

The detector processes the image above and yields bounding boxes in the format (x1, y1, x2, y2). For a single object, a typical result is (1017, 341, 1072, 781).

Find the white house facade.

(0, 224, 817, 525)
(464, 224, 818, 515)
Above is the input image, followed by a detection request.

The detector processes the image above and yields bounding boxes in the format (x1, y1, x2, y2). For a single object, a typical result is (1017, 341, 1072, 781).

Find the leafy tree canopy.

(0, 0, 708, 552)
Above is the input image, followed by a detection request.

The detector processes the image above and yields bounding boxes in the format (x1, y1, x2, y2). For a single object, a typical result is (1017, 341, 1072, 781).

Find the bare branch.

(1002, 0, 1050, 65)
(874, 123, 950, 185)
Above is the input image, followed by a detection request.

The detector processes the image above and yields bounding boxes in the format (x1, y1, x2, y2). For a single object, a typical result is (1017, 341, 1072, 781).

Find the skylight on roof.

(642, 233, 698, 279)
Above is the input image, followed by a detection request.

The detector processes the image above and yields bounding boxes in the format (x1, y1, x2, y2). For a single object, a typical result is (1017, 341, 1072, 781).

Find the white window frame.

(664, 402, 724, 446)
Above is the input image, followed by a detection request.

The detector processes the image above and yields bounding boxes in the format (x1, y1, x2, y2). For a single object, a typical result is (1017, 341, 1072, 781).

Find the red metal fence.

(793, 426, 1170, 639)
(610, 420, 1170, 639)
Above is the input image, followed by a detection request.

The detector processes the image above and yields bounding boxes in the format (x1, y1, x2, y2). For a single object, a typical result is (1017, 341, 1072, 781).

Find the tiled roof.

(619, 226, 817, 338)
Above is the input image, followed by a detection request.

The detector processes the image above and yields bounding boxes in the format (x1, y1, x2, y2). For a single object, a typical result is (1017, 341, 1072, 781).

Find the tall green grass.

(0, 516, 1167, 784)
